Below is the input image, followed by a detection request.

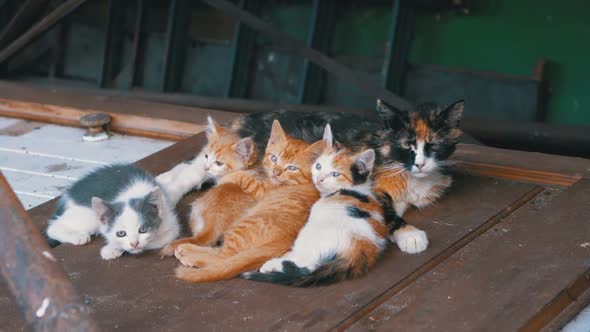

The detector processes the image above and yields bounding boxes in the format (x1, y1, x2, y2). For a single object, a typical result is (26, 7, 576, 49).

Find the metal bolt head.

(80, 113, 111, 127)
(80, 113, 111, 142)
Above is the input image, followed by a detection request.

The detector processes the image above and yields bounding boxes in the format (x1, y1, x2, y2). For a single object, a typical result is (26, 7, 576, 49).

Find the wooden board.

(0, 87, 589, 330)
(350, 180, 590, 331)
(405, 63, 543, 121)
(0, 153, 540, 330)
(453, 143, 590, 186)
(0, 81, 241, 141)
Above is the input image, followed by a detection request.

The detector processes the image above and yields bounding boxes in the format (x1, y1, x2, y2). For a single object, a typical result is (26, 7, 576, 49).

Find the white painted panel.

(0, 117, 174, 209)
(16, 192, 53, 210)
(0, 150, 104, 179)
(0, 120, 172, 164)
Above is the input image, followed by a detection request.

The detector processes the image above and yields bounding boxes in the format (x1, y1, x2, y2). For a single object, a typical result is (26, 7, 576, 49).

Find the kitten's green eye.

(331, 172, 341, 177)
(315, 163, 321, 170)
(287, 165, 299, 171)
(270, 154, 278, 163)
(138, 226, 148, 233)
(116, 231, 127, 237)
(215, 161, 224, 166)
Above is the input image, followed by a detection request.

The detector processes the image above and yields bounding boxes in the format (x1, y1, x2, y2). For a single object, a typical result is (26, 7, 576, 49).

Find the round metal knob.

(80, 113, 111, 142)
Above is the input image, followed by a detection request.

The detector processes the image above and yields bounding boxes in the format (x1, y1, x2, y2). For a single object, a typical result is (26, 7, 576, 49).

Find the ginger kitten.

(161, 120, 316, 255)
(156, 116, 256, 206)
(171, 121, 325, 283)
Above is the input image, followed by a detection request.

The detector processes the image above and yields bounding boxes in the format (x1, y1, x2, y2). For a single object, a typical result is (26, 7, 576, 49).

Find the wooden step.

(349, 180, 590, 331)
(0, 169, 539, 331)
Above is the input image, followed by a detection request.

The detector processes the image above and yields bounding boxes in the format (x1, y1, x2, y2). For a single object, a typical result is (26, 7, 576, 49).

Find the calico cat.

(172, 121, 325, 283)
(156, 116, 257, 206)
(243, 125, 423, 286)
(236, 99, 464, 219)
(46, 164, 179, 260)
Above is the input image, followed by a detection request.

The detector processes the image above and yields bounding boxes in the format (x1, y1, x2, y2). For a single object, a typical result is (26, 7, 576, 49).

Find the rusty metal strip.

(0, 172, 100, 331)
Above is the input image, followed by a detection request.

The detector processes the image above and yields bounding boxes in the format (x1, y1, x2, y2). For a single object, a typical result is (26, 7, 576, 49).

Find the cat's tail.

(175, 245, 282, 283)
(243, 238, 382, 287)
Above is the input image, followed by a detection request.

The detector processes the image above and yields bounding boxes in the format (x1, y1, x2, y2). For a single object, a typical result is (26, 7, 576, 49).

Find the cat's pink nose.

(273, 168, 282, 177)
(415, 162, 425, 170)
(130, 241, 139, 248)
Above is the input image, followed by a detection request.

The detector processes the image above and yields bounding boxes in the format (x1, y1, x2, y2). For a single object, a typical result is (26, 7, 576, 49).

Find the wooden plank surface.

(453, 143, 590, 186)
(0, 81, 240, 140)
(350, 180, 590, 331)
(0, 164, 539, 330)
(3, 81, 588, 186)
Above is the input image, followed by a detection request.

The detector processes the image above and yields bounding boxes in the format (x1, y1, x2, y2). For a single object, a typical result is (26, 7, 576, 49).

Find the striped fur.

(243, 127, 392, 286)
(171, 121, 324, 283)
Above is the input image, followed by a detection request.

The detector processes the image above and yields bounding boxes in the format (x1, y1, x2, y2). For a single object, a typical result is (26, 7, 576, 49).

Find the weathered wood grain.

(350, 181, 590, 331)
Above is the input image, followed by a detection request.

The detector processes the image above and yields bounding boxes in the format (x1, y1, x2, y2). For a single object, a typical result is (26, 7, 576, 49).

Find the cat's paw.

(58, 232, 91, 246)
(100, 246, 123, 260)
(71, 233, 91, 246)
(160, 243, 178, 256)
(174, 244, 198, 267)
(259, 258, 285, 273)
(391, 225, 429, 254)
(174, 244, 193, 258)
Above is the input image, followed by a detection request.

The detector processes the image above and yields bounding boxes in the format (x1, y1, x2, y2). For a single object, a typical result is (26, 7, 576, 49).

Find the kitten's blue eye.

(315, 163, 321, 170)
(331, 172, 341, 177)
(116, 231, 126, 237)
(270, 154, 278, 163)
(138, 226, 148, 233)
(287, 165, 299, 171)
(215, 161, 224, 166)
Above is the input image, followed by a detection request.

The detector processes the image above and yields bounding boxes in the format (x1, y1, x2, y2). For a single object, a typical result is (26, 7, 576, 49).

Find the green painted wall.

(271, 1, 590, 125)
(410, 0, 590, 126)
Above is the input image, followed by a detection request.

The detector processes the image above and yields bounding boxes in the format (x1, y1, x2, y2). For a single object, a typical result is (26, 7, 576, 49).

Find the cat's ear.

(376, 99, 409, 129)
(268, 120, 287, 146)
(232, 137, 256, 163)
(353, 149, 376, 175)
(322, 124, 334, 149)
(305, 139, 327, 161)
(437, 100, 464, 128)
(206, 116, 224, 138)
(92, 197, 113, 225)
(146, 188, 163, 215)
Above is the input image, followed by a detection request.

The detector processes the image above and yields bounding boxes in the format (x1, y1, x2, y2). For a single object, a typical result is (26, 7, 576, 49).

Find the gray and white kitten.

(46, 164, 179, 260)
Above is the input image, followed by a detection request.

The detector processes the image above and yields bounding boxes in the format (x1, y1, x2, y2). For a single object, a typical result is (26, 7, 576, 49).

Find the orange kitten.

(162, 120, 317, 255)
(172, 121, 326, 283)
(156, 116, 257, 206)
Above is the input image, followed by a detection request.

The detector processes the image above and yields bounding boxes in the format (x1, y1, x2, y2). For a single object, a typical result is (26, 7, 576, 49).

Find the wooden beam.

(161, 0, 190, 92)
(48, 19, 68, 79)
(0, 0, 87, 66)
(0, 97, 206, 141)
(225, 0, 258, 98)
(2, 81, 589, 185)
(99, 0, 126, 88)
(0, 172, 100, 331)
(128, 0, 146, 89)
(382, 0, 414, 94)
(0, 0, 50, 49)
(201, 0, 414, 111)
(297, 0, 334, 104)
